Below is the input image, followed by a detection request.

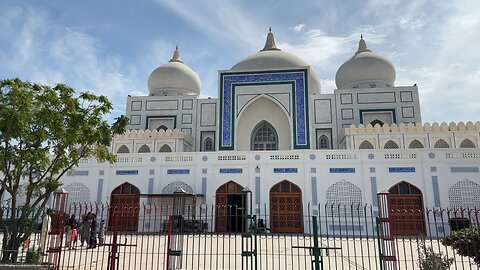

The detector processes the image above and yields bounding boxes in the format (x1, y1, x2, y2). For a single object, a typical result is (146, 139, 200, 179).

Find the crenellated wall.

(112, 129, 194, 153)
(343, 121, 480, 149)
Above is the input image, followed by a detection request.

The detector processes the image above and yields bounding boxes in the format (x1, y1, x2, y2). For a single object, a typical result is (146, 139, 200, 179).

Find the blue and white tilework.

(219, 168, 243, 174)
(116, 170, 139, 175)
(389, 167, 415, 173)
(273, 168, 298, 173)
(329, 168, 356, 173)
(220, 70, 308, 150)
(167, 169, 190, 175)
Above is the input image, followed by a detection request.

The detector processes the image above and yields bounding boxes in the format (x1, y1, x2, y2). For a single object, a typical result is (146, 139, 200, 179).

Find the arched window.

(157, 125, 168, 132)
(161, 181, 196, 217)
(370, 119, 384, 127)
(408, 139, 424, 149)
(449, 179, 480, 209)
(384, 140, 399, 149)
(434, 139, 450, 148)
(460, 138, 476, 148)
(326, 180, 363, 217)
(162, 181, 194, 194)
(159, 144, 172, 152)
(359, 140, 374, 149)
(318, 135, 329, 149)
(64, 182, 91, 204)
(389, 181, 421, 194)
(111, 182, 140, 195)
(137, 144, 151, 153)
(204, 137, 214, 151)
(251, 121, 278, 151)
(117, 145, 130, 154)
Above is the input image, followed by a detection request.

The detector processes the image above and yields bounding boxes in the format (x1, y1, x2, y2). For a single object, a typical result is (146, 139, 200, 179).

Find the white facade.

(60, 31, 480, 225)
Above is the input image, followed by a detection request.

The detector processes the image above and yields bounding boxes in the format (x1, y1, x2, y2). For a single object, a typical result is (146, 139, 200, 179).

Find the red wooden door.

(110, 195, 140, 231)
(109, 182, 140, 232)
(270, 180, 303, 233)
(388, 182, 426, 236)
(215, 181, 243, 232)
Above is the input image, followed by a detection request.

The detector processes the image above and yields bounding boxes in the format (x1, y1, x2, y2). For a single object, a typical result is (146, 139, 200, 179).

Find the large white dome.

(231, 31, 321, 94)
(335, 37, 396, 89)
(148, 47, 202, 96)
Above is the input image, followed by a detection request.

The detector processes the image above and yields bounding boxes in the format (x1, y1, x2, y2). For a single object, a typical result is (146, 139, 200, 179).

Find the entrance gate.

(109, 182, 140, 231)
(270, 180, 303, 233)
(215, 181, 245, 232)
(388, 181, 426, 235)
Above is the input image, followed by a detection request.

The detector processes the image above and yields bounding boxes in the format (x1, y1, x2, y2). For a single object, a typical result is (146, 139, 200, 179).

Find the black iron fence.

(0, 203, 479, 269)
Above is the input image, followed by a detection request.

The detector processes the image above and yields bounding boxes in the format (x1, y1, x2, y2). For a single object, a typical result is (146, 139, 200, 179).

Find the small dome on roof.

(335, 36, 396, 89)
(231, 29, 321, 94)
(148, 47, 202, 96)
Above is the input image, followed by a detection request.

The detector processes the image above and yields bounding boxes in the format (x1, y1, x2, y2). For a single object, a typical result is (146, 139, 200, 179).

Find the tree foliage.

(417, 241, 453, 270)
(0, 78, 127, 262)
(442, 226, 480, 265)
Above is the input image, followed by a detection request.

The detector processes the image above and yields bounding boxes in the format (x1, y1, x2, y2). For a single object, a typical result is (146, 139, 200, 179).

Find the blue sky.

(1, 0, 479, 123)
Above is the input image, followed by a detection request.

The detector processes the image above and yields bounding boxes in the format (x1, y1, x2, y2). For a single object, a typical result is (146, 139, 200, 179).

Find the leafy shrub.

(442, 226, 480, 265)
(25, 249, 42, 264)
(417, 241, 453, 270)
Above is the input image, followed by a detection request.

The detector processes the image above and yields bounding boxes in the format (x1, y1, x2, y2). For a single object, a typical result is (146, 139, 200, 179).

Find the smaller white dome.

(148, 47, 201, 96)
(335, 37, 396, 89)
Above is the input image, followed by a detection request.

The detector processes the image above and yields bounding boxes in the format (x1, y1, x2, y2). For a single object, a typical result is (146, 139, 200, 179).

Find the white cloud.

(154, 0, 264, 50)
(293, 24, 305, 32)
(0, 6, 139, 121)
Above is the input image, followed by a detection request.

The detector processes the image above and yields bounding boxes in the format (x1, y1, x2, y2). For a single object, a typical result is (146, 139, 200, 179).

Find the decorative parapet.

(345, 121, 480, 134)
(115, 129, 193, 143)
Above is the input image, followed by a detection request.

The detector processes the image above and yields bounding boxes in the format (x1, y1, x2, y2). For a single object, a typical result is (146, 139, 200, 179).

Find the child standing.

(98, 220, 106, 245)
(67, 224, 78, 250)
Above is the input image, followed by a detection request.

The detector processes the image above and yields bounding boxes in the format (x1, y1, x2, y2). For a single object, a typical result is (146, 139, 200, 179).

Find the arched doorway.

(109, 182, 141, 231)
(388, 181, 425, 235)
(215, 181, 245, 232)
(270, 180, 303, 233)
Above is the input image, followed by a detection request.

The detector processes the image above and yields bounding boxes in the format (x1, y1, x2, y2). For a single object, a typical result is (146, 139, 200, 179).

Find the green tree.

(0, 78, 128, 263)
(417, 241, 454, 270)
(442, 226, 480, 265)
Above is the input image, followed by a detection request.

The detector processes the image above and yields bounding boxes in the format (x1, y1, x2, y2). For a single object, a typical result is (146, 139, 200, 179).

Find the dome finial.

(357, 34, 371, 54)
(261, 28, 280, 51)
(169, 46, 183, 63)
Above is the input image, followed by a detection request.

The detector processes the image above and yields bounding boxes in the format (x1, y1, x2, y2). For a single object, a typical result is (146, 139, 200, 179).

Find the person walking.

(39, 209, 52, 254)
(67, 224, 78, 250)
(80, 213, 91, 247)
(88, 213, 97, 249)
(98, 220, 106, 245)
(65, 214, 76, 246)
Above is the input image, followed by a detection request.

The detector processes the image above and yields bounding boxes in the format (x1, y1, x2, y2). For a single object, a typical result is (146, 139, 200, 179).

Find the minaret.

(356, 35, 372, 54)
(169, 45, 183, 63)
(261, 27, 281, 51)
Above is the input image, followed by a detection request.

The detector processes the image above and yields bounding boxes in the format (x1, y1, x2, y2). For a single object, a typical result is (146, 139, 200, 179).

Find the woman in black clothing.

(88, 213, 97, 248)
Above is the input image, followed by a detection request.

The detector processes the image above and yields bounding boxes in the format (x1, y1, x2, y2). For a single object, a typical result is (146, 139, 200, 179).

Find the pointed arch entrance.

(109, 182, 141, 231)
(270, 180, 303, 233)
(388, 181, 425, 235)
(215, 181, 245, 232)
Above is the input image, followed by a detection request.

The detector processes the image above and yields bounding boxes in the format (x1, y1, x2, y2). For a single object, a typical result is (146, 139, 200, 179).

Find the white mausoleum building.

(60, 31, 480, 233)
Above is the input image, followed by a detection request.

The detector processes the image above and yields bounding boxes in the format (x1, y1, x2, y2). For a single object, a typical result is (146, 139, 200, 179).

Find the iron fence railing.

(0, 203, 479, 269)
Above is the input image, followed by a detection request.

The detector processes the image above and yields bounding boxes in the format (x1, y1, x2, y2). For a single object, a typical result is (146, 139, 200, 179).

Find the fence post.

(311, 216, 321, 270)
(377, 191, 397, 270)
(108, 214, 119, 270)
